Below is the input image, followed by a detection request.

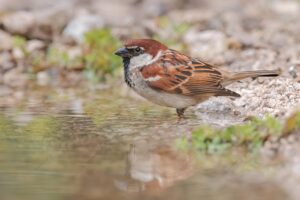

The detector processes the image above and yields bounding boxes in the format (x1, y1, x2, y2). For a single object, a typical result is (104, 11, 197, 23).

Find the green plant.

(46, 46, 71, 67)
(44, 45, 83, 69)
(176, 115, 284, 153)
(283, 111, 300, 135)
(12, 35, 26, 49)
(12, 35, 29, 57)
(83, 28, 121, 82)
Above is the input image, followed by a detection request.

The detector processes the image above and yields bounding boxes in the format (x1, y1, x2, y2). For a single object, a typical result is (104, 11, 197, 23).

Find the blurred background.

(0, 0, 299, 91)
(0, 0, 300, 200)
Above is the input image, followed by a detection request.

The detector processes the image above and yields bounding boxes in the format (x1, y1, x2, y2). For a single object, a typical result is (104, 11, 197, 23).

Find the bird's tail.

(223, 69, 281, 85)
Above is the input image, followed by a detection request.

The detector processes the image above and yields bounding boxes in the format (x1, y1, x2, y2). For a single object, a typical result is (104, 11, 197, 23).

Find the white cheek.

(129, 51, 162, 69)
(129, 53, 153, 69)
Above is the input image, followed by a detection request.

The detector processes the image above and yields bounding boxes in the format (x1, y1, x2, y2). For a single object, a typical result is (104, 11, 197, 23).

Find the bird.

(114, 39, 280, 118)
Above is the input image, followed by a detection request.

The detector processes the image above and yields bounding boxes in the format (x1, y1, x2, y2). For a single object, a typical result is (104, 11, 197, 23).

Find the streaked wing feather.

(140, 50, 240, 97)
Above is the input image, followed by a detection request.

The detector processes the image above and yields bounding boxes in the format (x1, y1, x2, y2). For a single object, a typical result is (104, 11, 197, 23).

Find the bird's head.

(115, 39, 168, 68)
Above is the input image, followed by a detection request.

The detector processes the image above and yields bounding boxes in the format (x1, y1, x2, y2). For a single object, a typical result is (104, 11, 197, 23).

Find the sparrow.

(115, 39, 280, 118)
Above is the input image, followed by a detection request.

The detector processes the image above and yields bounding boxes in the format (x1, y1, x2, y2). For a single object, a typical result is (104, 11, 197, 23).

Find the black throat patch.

(123, 58, 134, 88)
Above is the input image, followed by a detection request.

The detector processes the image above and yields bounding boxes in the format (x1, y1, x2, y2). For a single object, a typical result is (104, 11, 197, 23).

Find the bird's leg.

(176, 108, 186, 118)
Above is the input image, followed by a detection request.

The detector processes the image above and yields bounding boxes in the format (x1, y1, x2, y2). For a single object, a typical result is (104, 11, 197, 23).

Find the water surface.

(0, 89, 290, 200)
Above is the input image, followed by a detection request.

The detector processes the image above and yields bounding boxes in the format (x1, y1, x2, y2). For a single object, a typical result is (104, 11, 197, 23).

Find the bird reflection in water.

(115, 142, 195, 193)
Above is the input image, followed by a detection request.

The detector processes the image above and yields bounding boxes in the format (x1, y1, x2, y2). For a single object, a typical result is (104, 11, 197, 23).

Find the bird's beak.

(114, 47, 130, 57)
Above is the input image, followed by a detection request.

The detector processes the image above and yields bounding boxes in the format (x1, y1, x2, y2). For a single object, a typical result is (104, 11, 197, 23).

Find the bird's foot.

(176, 108, 187, 120)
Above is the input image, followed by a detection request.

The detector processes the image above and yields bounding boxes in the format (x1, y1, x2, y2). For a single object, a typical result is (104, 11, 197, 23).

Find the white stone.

(0, 30, 13, 51)
(63, 12, 105, 44)
(184, 29, 227, 59)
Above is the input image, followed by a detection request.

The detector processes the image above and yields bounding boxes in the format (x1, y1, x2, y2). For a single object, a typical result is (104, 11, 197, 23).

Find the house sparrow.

(115, 39, 280, 118)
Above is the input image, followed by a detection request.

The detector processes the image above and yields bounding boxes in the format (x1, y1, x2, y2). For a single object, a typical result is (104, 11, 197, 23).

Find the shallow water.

(0, 89, 291, 200)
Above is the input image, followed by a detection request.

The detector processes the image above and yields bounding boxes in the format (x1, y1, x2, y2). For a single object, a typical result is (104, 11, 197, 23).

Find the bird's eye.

(135, 47, 141, 53)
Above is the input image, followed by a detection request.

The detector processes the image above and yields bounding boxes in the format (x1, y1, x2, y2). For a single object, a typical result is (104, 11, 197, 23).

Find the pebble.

(3, 68, 28, 88)
(272, 0, 300, 15)
(184, 29, 228, 59)
(63, 12, 105, 44)
(229, 78, 300, 117)
(0, 51, 14, 72)
(2, 11, 35, 35)
(1, 2, 74, 40)
(288, 65, 298, 79)
(37, 71, 50, 86)
(26, 40, 46, 52)
(12, 48, 25, 60)
(0, 30, 13, 51)
(0, 85, 12, 97)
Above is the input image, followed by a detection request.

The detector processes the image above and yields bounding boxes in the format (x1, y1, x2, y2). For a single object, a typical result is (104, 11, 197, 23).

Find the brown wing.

(140, 50, 240, 97)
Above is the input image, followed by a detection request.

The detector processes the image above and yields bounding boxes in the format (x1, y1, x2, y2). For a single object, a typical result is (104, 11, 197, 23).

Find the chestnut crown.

(115, 39, 168, 58)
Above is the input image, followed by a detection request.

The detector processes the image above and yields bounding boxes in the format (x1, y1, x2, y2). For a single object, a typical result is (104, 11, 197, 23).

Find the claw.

(176, 108, 186, 119)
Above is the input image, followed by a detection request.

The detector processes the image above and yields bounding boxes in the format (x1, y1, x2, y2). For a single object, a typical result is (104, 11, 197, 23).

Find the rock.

(184, 29, 228, 60)
(12, 48, 25, 60)
(168, 9, 214, 24)
(0, 0, 73, 11)
(229, 78, 300, 117)
(63, 11, 105, 44)
(233, 99, 246, 107)
(138, 0, 190, 17)
(0, 30, 13, 51)
(70, 99, 83, 114)
(138, 0, 168, 17)
(45, 43, 82, 65)
(0, 85, 12, 97)
(3, 68, 28, 88)
(1, 2, 74, 40)
(90, 0, 135, 26)
(111, 26, 147, 39)
(272, 1, 300, 15)
(26, 40, 46, 52)
(36, 71, 50, 86)
(67, 46, 82, 59)
(2, 11, 35, 35)
(265, 98, 276, 108)
(0, 51, 14, 72)
(289, 63, 300, 81)
(32, 2, 75, 40)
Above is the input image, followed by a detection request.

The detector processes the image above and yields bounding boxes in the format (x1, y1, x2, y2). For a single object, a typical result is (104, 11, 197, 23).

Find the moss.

(83, 28, 121, 82)
(26, 28, 122, 83)
(10, 25, 192, 84)
(176, 115, 285, 153)
(283, 111, 300, 135)
(44, 45, 83, 69)
(12, 35, 30, 58)
(12, 35, 26, 49)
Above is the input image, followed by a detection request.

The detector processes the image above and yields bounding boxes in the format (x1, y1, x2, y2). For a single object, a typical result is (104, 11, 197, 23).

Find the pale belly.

(135, 86, 198, 108)
(130, 75, 198, 108)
